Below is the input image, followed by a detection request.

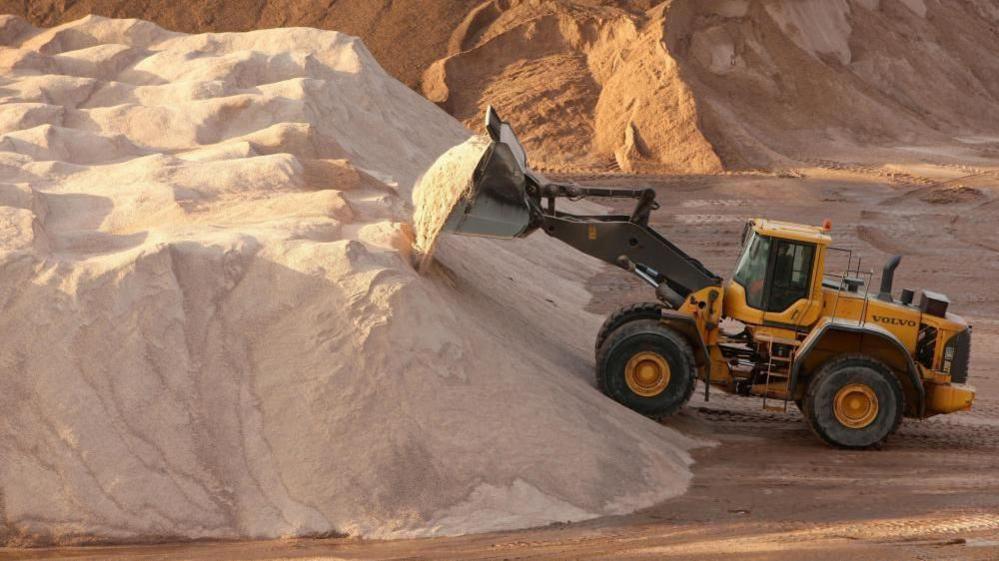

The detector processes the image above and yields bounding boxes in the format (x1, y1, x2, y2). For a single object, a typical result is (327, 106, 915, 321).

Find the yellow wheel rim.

(833, 383, 879, 429)
(624, 351, 671, 397)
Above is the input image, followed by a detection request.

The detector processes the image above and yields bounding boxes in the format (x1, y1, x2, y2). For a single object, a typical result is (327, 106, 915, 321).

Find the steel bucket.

(439, 108, 535, 239)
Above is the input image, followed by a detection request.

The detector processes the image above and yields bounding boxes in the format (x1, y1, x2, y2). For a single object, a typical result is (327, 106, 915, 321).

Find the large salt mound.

(0, 15, 700, 546)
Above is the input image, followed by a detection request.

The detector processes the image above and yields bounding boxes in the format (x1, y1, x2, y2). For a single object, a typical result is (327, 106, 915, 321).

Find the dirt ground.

(4, 162, 999, 559)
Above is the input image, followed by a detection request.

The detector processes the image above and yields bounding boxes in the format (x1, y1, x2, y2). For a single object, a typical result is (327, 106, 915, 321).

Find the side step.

(760, 337, 799, 413)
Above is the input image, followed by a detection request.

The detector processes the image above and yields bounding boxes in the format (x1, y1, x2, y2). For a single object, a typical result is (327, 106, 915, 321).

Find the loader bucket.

(440, 141, 532, 239)
(439, 109, 535, 239)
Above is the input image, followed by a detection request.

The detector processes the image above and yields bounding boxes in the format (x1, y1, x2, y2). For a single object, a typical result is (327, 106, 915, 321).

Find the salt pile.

(0, 15, 700, 546)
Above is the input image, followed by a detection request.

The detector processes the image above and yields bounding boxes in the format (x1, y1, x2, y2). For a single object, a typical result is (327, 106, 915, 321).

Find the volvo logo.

(872, 315, 917, 327)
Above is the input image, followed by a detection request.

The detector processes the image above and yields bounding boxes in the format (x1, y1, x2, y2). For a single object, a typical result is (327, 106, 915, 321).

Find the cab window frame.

(733, 231, 817, 313)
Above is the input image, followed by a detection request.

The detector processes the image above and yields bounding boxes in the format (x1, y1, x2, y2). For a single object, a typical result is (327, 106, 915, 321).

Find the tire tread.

(596, 319, 696, 419)
(803, 354, 904, 449)
(594, 302, 665, 354)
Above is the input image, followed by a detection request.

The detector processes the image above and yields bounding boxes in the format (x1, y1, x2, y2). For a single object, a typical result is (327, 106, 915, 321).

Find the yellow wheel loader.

(439, 108, 975, 448)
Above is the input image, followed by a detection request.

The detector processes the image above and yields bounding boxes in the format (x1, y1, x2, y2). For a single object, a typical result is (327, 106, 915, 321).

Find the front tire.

(596, 319, 696, 419)
(803, 355, 904, 449)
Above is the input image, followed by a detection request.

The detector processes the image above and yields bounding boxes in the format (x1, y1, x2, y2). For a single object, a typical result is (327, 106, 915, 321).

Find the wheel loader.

(436, 107, 975, 448)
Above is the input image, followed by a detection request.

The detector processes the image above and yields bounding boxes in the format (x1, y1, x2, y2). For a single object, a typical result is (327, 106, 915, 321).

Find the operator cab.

(725, 219, 831, 329)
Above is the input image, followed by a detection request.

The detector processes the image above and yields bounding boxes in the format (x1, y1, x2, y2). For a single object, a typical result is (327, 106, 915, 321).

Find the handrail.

(824, 246, 874, 326)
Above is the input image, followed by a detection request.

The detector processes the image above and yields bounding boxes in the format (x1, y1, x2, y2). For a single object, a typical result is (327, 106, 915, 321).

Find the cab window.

(733, 232, 771, 309)
(767, 240, 815, 312)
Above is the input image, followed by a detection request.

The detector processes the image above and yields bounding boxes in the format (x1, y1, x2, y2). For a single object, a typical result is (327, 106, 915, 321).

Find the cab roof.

(752, 218, 832, 245)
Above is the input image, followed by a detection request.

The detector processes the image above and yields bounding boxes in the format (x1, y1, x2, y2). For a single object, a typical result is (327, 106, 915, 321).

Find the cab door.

(761, 238, 820, 329)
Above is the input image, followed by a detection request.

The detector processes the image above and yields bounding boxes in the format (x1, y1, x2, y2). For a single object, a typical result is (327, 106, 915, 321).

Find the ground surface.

(4, 161, 998, 559)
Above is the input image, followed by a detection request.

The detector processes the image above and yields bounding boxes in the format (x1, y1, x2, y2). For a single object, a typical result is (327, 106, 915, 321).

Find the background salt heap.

(0, 16, 699, 545)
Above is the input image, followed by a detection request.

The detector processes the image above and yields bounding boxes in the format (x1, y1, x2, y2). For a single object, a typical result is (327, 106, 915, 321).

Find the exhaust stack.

(877, 255, 902, 302)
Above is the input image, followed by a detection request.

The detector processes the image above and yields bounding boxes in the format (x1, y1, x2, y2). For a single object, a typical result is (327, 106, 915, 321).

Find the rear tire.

(596, 319, 696, 419)
(594, 302, 665, 355)
(803, 355, 904, 449)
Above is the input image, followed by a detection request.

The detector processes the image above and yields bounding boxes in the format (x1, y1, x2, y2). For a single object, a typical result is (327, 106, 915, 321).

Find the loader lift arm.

(442, 105, 721, 306)
(530, 182, 721, 306)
